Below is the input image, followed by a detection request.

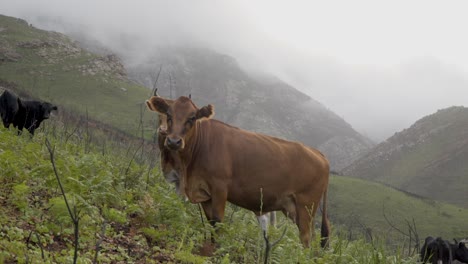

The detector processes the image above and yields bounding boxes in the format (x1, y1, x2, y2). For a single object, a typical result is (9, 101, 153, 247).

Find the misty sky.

(3, 0, 468, 141)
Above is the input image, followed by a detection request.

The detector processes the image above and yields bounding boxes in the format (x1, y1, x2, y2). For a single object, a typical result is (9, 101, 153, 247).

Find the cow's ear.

(146, 96, 169, 114)
(196, 104, 214, 119)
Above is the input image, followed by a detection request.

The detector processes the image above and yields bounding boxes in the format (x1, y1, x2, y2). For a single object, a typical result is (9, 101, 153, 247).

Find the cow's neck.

(179, 120, 203, 165)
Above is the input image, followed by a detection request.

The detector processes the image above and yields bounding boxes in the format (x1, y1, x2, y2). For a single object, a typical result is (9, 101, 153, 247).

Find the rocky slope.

(0, 15, 153, 135)
(0, 14, 373, 170)
(343, 106, 468, 208)
(125, 47, 374, 170)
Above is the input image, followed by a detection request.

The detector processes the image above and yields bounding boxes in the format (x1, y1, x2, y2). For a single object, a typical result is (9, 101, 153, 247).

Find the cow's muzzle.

(166, 136, 183, 150)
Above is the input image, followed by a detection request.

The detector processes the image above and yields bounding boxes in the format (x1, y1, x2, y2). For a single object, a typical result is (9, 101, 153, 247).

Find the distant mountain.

(0, 14, 373, 170)
(124, 47, 374, 170)
(342, 106, 468, 208)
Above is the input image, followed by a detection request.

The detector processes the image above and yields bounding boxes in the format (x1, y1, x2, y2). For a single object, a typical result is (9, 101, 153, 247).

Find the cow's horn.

(152, 65, 163, 97)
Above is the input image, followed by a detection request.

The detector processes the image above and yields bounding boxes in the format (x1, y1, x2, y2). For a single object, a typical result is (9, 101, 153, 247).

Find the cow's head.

(146, 96, 214, 151)
(455, 242, 468, 263)
(41, 102, 58, 120)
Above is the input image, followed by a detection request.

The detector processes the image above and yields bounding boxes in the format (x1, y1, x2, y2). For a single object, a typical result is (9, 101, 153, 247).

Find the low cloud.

(3, 0, 468, 141)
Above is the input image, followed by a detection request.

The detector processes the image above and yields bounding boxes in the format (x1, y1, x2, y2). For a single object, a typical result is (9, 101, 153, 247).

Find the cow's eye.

(187, 116, 196, 124)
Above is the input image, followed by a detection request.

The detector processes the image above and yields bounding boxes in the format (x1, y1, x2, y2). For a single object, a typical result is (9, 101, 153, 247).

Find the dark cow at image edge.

(0, 89, 58, 135)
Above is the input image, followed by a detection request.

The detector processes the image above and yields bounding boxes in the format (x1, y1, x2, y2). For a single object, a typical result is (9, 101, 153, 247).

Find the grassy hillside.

(1, 119, 466, 262)
(342, 106, 468, 208)
(329, 176, 468, 243)
(0, 14, 155, 137)
(0, 14, 373, 171)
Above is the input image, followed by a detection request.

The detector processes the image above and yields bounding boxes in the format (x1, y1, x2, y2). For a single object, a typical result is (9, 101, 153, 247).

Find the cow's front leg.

(200, 201, 214, 226)
(200, 189, 227, 243)
(200, 200, 216, 243)
(209, 188, 227, 225)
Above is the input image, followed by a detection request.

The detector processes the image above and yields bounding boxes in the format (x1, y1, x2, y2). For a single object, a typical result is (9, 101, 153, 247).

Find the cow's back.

(188, 119, 329, 213)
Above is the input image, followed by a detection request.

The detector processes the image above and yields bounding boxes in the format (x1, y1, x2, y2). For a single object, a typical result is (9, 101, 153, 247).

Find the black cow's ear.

(146, 96, 169, 114)
(196, 104, 214, 119)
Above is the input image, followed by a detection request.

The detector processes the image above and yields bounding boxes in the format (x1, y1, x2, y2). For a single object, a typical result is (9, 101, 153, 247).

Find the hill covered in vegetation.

(0, 14, 155, 138)
(329, 176, 468, 242)
(343, 106, 468, 208)
(1, 122, 466, 263)
(0, 14, 374, 170)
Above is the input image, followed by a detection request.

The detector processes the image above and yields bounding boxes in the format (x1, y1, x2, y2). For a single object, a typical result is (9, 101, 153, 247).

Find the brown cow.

(149, 94, 278, 232)
(146, 95, 330, 247)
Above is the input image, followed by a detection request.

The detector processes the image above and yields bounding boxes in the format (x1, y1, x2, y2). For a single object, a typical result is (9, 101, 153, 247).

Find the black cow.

(0, 90, 21, 128)
(421, 236, 452, 264)
(421, 236, 468, 264)
(14, 99, 58, 135)
(452, 240, 468, 263)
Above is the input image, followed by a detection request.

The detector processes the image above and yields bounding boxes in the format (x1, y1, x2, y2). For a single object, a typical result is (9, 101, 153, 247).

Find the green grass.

(329, 176, 468, 243)
(0, 121, 465, 263)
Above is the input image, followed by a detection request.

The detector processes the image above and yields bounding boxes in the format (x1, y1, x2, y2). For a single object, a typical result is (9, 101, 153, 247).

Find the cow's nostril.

(167, 137, 182, 149)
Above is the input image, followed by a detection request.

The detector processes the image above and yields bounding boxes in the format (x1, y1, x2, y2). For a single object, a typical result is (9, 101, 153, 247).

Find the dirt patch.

(195, 240, 216, 257)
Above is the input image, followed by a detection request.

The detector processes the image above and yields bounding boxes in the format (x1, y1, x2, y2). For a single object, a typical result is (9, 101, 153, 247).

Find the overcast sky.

(3, 0, 468, 141)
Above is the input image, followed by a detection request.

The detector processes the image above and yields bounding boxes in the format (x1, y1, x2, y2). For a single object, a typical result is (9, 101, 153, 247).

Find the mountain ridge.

(123, 46, 374, 170)
(343, 106, 468, 208)
(0, 14, 373, 170)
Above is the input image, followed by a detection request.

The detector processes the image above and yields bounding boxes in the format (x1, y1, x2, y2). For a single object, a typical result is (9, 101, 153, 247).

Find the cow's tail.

(320, 186, 331, 248)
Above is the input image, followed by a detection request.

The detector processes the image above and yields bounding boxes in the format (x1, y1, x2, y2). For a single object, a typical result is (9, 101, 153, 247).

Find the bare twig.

(64, 118, 82, 145)
(93, 219, 107, 264)
(45, 139, 75, 222)
(355, 217, 374, 246)
(169, 72, 174, 99)
(382, 202, 419, 256)
(85, 108, 92, 153)
(198, 203, 206, 240)
(35, 232, 45, 260)
(139, 103, 145, 161)
(121, 140, 144, 189)
(25, 230, 33, 263)
(263, 225, 288, 264)
(382, 203, 407, 237)
(45, 138, 80, 264)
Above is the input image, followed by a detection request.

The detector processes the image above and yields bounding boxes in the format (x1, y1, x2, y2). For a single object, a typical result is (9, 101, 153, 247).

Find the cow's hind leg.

(269, 211, 276, 227)
(296, 204, 317, 248)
